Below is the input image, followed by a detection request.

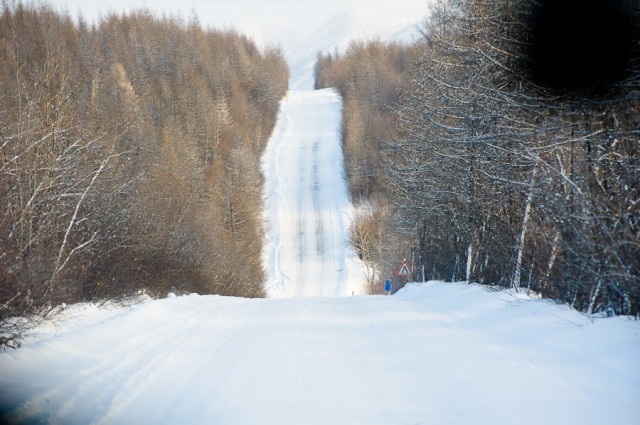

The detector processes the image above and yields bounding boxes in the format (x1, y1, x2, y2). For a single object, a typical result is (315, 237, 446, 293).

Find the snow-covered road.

(1, 282, 638, 425)
(262, 89, 366, 297)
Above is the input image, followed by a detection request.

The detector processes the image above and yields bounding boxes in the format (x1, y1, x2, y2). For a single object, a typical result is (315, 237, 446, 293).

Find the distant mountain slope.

(287, 6, 424, 88)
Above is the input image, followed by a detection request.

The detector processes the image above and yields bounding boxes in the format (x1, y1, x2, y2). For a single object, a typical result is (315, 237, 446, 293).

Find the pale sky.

(46, 0, 429, 88)
(47, 0, 428, 48)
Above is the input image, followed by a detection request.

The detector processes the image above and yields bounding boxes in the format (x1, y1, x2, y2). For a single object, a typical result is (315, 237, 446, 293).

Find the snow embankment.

(261, 89, 367, 298)
(1, 282, 638, 425)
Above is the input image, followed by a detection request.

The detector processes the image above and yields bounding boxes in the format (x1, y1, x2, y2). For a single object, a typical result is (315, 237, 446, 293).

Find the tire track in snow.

(3, 298, 249, 425)
(262, 89, 366, 297)
(311, 140, 326, 257)
(93, 298, 271, 425)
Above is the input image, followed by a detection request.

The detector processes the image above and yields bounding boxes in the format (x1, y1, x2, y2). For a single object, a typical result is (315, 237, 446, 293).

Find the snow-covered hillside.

(262, 89, 366, 297)
(285, 5, 424, 89)
(1, 282, 638, 424)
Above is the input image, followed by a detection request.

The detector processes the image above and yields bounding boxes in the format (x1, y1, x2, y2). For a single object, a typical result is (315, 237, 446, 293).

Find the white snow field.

(262, 89, 367, 297)
(1, 282, 638, 424)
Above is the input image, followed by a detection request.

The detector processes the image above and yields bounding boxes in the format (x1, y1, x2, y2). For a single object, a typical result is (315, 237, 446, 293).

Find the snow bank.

(1, 282, 638, 425)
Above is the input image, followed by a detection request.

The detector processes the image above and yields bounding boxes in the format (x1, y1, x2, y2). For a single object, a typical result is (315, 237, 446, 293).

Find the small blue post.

(385, 279, 391, 295)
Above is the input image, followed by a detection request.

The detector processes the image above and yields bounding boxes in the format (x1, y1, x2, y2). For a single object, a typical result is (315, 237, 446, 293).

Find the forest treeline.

(316, 0, 640, 315)
(1, 1, 288, 346)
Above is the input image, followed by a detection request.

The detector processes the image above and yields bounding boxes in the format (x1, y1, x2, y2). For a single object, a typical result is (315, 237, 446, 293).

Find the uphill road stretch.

(262, 89, 367, 298)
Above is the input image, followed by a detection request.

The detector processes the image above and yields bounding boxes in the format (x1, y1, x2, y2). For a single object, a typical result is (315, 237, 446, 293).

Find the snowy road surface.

(1, 282, 638, 425)
(262, 89, 366, 297)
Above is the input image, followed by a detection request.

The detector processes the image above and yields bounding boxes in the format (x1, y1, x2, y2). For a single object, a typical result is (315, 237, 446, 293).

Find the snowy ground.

(262, 89, 367, 297)
(1, 282, 638, 424)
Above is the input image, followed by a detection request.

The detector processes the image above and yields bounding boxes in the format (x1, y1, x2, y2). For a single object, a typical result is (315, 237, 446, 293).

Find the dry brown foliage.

(0, 2, 288, 346)
(315, 1, 640, 314)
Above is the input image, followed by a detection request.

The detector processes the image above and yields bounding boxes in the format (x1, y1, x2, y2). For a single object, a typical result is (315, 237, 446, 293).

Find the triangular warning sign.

(397, 259, 411, 276)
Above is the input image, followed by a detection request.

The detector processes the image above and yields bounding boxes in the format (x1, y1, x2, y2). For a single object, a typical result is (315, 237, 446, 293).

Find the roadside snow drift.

(1, 282, 638, 425)
(262, 89, 367, 297)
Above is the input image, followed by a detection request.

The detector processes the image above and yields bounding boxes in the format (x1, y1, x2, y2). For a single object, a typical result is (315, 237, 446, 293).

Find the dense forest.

(316, 0, 640, 315)
(314, 41, 416, 293)
(0, 2, 288, 346)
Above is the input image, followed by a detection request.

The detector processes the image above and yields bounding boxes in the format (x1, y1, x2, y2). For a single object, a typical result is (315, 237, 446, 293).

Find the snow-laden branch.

(46, 150, 119, 294)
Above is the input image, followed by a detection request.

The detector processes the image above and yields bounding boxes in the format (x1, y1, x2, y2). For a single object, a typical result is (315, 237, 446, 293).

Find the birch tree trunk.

(512, 165, 538, 290)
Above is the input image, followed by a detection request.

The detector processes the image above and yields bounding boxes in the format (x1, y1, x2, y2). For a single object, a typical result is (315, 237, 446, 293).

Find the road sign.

(397, 259, 411, 277)
(385, 279, 391, 294)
